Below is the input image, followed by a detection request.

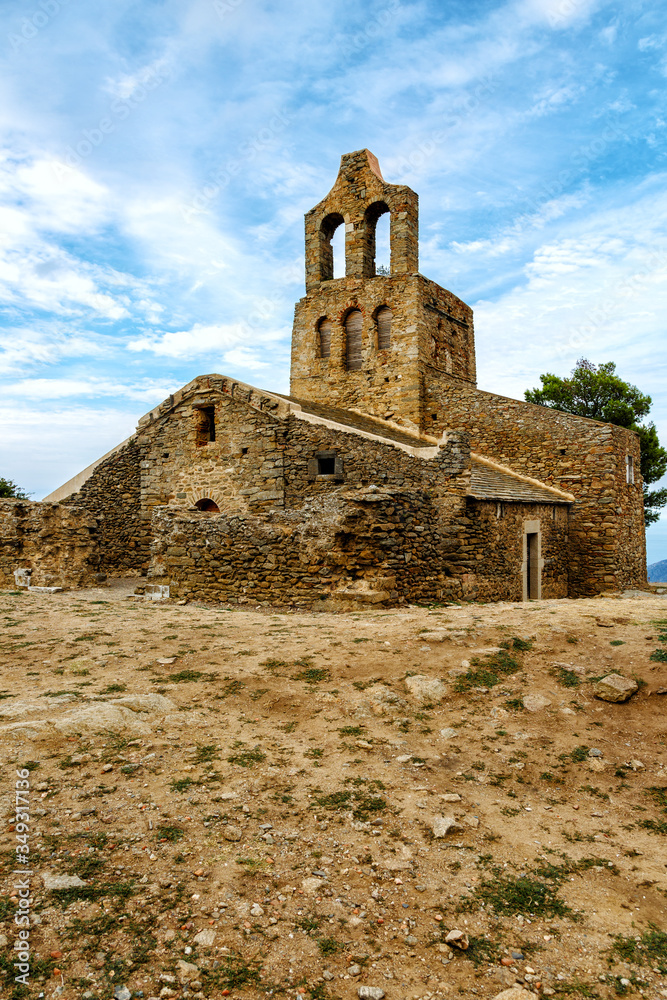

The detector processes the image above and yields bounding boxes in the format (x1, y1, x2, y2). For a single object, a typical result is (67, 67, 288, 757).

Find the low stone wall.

(0, 500, 101, 589)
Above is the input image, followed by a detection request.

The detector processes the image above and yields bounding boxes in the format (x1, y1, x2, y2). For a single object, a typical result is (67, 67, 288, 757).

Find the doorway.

(523, 521, 542, 601)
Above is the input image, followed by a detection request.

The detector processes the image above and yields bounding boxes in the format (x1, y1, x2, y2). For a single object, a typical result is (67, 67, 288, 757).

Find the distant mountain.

(648, 559, 667, 582)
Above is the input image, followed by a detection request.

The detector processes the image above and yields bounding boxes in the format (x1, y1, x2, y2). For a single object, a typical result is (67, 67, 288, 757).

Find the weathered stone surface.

(111, 694, 176, 713)
(193, 929, 216, 947)
(594, 674, 639, 703)
(431, 815, 461, 838)
(54, 704, 150, 736)
(523, 693, 552, 712)
(492, 990, 538, 1000)
(404, 674, 447, 703)
(176, 960, 200, 982)
(223, 825, 243, 842)
(42, 873, 87, 890)
(358, 987, 385, 1000)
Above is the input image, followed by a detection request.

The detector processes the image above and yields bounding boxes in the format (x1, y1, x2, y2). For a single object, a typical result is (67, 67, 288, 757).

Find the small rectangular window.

(318, 456, 336, 475)
(626, 455, 635, 484)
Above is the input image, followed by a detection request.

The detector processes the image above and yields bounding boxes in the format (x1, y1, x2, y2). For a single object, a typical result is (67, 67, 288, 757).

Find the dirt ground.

(1, 582, 666, 1000)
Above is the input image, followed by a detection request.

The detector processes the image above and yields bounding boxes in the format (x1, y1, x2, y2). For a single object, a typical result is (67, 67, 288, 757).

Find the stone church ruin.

(1, 150, 647, 605)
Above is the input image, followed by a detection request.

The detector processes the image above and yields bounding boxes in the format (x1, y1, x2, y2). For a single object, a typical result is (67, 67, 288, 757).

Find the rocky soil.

(1, 582, 666, 1000)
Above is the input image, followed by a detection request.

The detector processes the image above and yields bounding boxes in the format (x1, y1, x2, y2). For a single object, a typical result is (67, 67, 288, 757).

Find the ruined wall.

(464, 500, 570, 602)
(146, 488, 568, 607)
(64, 438, 147, 575)
(426, 381, 647, 596)
(0, 500, 101, 589)
(291, 273, 474, 433)
(147, 489, 475, 607)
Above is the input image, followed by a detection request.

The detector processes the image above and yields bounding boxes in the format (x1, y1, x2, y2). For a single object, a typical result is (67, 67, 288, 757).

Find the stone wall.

(291, 273, 475, 432)
(137, 377, 288, 516)
(146, 489, 569, 607)
(463, 500, 570, 602)
(426, 380, 647, 596)
(283, 416, 470, 505)
(0, 500, 101, 589)
(147, 489, 470, 607)
(63, 438, 147, 575)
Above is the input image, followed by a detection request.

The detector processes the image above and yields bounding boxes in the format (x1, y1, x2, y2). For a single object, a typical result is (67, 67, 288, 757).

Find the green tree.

(525, 359, 667, 525)
(0, 477, 31, 500)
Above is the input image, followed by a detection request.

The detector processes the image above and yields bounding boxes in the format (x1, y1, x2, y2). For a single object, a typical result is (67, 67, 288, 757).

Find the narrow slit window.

(626, 454, 635, 484)
(345, 310, 363, 371)
(194, 405, 215, 446)
(318, 319, 332, 359)
(376, 306, 392, 350)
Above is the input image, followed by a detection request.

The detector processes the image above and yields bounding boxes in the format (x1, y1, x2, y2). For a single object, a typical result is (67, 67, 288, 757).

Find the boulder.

(54, 704, 150, 735)
(431, 815, 461, 838)
(593, 674, 639, 703)
(111, 694, 176, 713)
(405, 675, 447, 703)
(522, 693, 551, 713)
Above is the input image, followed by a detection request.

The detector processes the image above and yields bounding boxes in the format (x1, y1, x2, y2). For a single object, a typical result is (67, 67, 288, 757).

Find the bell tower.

(290, 149, 476, 435)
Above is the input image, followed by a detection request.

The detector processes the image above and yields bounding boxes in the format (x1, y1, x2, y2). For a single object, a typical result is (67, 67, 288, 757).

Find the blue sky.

(1, 0, 666, 561)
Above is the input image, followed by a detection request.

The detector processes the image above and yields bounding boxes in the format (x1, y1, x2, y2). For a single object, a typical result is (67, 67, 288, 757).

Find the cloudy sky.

(1, 0, 666, 560)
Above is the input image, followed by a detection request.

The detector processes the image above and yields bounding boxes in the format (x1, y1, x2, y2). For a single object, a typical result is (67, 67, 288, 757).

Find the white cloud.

(2, 377, 174, 402)
(127, 322, 251, 358)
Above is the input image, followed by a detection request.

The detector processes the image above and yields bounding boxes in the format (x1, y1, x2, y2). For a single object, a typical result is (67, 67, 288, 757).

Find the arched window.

(363, 201, 390, 277)
(376, 307, 392, 350)
(317, 318, 332, 359)
(345, 310, 363, 371)
(195, 498, 220, 513)
(320, 212, 344, 281)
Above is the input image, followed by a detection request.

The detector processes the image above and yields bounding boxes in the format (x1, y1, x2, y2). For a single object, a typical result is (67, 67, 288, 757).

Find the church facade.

(0, 150, 647, 605)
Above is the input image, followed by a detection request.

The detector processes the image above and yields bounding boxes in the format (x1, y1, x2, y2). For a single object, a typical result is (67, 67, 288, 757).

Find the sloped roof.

(469, 455, 574, 504)
(279, 394, 434, 449)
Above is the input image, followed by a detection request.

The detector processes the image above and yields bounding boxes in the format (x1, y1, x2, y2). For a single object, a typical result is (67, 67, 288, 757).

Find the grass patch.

(166, 669, 218, 682)
(207, 952, 262, 991)
(48, 879, 135, 909)
(453, 649, 520, 693)
(551, 666, 581, 688)
(638, 818, 667, 834)
(227, 744, 267, 768)
(292, 666, 331, 683)
(170, 777, 196, 792)
(317, 936, 345, 956)
(610, 924, 667, 972)
(314, 777, 387, 821)
(646, 786, 667, 812)
(466, 935, 502, 967)
(157, 824, 185, 842)
(192, 743, 220, 764)
(460, 873, 574, 919)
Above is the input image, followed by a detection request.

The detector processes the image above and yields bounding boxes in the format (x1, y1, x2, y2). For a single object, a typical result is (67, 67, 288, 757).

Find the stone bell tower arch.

(290, 149, 476, 435)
